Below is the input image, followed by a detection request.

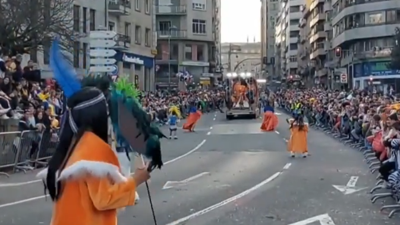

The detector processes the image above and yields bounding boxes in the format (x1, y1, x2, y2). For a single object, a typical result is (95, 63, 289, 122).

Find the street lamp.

(168, 26, 177, 90)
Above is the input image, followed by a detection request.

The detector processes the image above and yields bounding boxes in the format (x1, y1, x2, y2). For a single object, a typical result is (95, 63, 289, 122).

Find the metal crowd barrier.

(0, 130, 58, 177)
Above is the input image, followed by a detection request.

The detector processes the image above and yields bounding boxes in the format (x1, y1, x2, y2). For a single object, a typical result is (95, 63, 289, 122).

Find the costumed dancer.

(287, 113, 309, 158)
(260, 100, 278, 131)
(37, 39, 164, 225)
(182, 101, 202, 132)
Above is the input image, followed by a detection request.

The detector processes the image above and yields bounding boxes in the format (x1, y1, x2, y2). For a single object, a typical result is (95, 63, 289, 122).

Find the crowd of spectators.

(274, 87, 400, 199)
(0, 55, 62, 133)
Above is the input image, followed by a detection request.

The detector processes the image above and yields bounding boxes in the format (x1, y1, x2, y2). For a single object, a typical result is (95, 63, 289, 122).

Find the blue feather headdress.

(50, 38, 81, 97)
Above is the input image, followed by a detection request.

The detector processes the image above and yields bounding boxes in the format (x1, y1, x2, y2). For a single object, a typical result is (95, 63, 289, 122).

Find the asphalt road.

(0, 110, 398, 225)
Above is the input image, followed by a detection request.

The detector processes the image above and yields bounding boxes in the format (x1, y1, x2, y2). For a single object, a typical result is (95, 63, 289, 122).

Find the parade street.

(0, 111, 398, 224)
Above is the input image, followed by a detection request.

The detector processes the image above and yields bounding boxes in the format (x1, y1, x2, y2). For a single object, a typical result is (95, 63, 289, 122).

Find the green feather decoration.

(114, 76, 140, 100)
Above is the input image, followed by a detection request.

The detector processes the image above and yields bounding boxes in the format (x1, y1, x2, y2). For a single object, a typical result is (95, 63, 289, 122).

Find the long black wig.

(46, 87, 109, 201)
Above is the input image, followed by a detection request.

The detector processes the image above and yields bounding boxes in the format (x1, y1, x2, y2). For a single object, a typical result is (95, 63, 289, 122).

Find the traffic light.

(335, 47, 341, 58)
(134, 75, 139, 88)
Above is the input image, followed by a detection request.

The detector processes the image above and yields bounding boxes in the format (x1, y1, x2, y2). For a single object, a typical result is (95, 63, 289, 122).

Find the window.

(135, 0, 140, 11)
(90, 9, 95, 31)
(197, 45, 204, 61)
(289, 31, 299, 37)
(386, 10, 396, 23)
(365, 11, 384, 25)
(289, 56, 296, 62)
(185, 44, 192, 60)
(108, 21, 115, 31)
(170, 44, 179, 59)
(159, 21, 171, 31)
(73, 5, 80, 32)
(135, 26, 141, 44)
(145, 28, 151, 47)
(289, 6, 300, 13)
(73, 41, 80, 68)
(290, 19, 299, 25)
(83, 43, 88, 69)
(125, 22, 131, 36)
(290, 43, 297, 50)
(145, 0, 150, 14)
(192, 19, 206, 34)
(82, 7, 87, 33)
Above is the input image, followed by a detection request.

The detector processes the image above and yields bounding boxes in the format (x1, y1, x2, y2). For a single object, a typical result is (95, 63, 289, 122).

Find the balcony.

(309, 31, 326, 43)
(113, 34, 131, 49)
(310, 13, 325, 27)
(157, 30, 187, 39)
(288, 61, 298, 69)
(108, 0, 130, 16)
(156, 5, 186, 15)
(332, 22, 399, 48)
(310, 43, 326, 59)
(310, 0, 324, 11)
(289, 37, 298, 43)
(354, 47, 393, 60)
(332, 0, 392, 24)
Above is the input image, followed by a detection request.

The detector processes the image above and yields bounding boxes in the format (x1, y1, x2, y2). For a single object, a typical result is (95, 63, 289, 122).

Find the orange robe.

(183, 111, 202, 131)
(260, 111, 278, 131)
(287, 123, 308, 154)
(37, 131, 137, 225)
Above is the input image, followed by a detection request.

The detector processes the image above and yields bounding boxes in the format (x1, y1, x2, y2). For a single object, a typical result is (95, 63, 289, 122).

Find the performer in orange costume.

(36, 39, 164, 225)
(232, 78, 248, 105)
(183, 102, 202, 131)
(260, 101, 278, 131)
(287, 114, 309, 158)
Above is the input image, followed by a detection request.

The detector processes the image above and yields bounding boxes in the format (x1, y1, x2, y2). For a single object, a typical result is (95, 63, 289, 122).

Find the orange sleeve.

(86, 177, 137, 211)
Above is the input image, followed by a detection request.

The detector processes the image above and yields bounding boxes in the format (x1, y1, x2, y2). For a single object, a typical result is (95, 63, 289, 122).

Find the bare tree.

(0, 0, 75, 61)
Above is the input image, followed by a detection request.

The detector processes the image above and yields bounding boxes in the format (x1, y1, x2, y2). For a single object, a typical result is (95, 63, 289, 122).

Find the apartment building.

(297, 2, 312, 85)
(261, 0, 280, 78)
(330, 0, 400, 91)
(309, 0, 327, 81)
(275, 0, 305, 77)
(154, 0, 220, 88)
(107, 0, 157, 91)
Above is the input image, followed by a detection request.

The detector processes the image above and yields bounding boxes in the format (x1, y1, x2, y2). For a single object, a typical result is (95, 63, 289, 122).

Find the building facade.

(39, 0, 157, 91)
(309, 0, 328, 81)
(261, 0, 280, 78)
(297, 1, 312, 85)
(328, 0, 400, 91)
(220, 42, 262, 76)
(154, 0, 220, 88)
(108, 0, 157, 91)
(275, 0, 305, 78)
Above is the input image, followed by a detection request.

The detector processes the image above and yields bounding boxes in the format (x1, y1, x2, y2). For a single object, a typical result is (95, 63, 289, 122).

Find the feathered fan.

(110, 77, 166, 171)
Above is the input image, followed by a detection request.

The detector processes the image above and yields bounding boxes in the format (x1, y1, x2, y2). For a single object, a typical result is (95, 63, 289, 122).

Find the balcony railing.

(333, 0, 388, 17)
(108, 0, 130, 15)
(354, 47, 393, 60)
(156, 5, 187, 14)
(157, 30, 187, 39)
(113, 33, 130, 49)
(335, 20, 400, 37)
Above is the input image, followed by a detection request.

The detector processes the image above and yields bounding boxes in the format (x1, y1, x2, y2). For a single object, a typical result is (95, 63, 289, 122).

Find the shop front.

(114, 51, 155, 91)
(353, 61, 400, 93)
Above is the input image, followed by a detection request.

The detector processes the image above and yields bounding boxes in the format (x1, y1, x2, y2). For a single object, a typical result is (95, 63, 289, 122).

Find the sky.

(221, 0, 261, 43)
